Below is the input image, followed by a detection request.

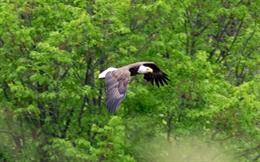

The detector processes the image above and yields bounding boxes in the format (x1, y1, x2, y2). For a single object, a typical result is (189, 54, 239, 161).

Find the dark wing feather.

(105, 70, 130, 113)
(143, 63, 169, 87)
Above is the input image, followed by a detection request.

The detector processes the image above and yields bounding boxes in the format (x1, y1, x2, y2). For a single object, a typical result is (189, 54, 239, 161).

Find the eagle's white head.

(137, 65, 153, 74)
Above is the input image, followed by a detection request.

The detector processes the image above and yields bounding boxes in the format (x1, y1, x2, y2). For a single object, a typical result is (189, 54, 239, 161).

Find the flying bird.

(99, 61, 169, 113)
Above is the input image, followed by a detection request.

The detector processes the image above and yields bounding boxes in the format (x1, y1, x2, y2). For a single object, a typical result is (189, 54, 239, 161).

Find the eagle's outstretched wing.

(105, 70, 130, 113)
(143, 63, 170, 87)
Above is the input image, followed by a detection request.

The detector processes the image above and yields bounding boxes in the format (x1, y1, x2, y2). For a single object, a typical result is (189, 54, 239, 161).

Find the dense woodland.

(0, 0, 259, 162)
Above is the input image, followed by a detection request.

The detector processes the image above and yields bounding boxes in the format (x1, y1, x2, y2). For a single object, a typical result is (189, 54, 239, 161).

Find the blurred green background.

(0, 0, 259, 161)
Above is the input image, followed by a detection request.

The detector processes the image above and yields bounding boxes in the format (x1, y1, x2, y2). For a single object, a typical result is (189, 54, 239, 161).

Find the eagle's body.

(99, 61, 169, 112)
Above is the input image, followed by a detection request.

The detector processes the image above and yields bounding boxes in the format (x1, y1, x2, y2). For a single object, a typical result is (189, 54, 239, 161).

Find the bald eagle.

(99, 61, 169, 113)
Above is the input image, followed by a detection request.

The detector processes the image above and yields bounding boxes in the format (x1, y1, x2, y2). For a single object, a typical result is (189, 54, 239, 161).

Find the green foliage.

(0, 0, 259, 162)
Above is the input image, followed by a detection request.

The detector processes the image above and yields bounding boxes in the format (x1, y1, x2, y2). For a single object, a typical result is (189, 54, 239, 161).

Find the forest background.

(0, 0, 259, 162)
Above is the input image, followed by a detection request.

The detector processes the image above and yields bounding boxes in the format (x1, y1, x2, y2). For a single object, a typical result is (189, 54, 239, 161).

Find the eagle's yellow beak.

(147, 67, 153, 73)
